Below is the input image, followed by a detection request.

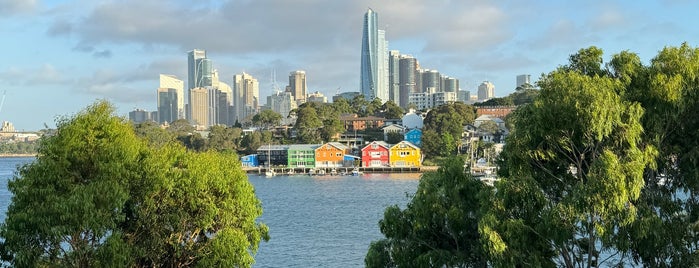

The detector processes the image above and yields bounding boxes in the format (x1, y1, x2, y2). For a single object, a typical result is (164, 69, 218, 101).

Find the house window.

(336, 153, 341, 157)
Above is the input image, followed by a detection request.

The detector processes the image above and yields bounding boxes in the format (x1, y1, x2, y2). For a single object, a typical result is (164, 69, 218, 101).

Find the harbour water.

(0, 157, 420, 267)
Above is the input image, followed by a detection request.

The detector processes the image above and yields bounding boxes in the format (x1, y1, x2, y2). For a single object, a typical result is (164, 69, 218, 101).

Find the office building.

(307, 91, 328, 103)
(216, 81, 233, 126)
(267, 91, 297, 119)
(516, 74, 531, 88)
(287, 70, 307, 104)
(360, 8, 389, 103)
(189, 87, 208, 127)
(477, 81, 495, 101)
(233, 72, 259, 122)
(157, 74, 185, 124)
(129, 109, 153, 124)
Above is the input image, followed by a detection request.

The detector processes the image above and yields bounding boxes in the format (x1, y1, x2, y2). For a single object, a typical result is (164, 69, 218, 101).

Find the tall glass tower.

(360, 9, 389, 103)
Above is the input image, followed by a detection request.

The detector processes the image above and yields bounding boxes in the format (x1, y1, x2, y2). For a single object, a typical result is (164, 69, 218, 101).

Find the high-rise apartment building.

(477, 81, 495, 101)
(189, 87, 209, 127)
(421, 69, 441, 93)
(233, 72, 259, 122)
(442, 76, 459, 93)
(157, 74, 185, 124)
(360, 9, 389, 103)
(388, 50, 401, 104)
(287, 70, 307, 103)
(398, 55, 418, 108)
(516, 74, 531, 88)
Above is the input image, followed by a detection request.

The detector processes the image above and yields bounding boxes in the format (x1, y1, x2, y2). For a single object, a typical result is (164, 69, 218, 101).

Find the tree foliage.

(421, 102, 476, 159)
(0, 101, 268, 267)
(366, 157, 487, 267)
(252, 109, 283, 128)
(482, 47, 656, 268)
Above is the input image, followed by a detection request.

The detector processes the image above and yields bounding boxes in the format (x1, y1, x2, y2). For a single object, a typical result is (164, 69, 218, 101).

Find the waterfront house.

(287, 144, 320, 168)
(382, 124, 406, 141)
(240, 154, 259, 167)
(315, 142, 350, 167)
(404, 128, 422, 147)
(257, 145, 290, 167)
(389, 141, 422, 167)
(361, 141, 390, 167)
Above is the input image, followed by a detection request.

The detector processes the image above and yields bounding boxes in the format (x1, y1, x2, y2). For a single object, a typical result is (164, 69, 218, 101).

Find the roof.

(390, 141, 420, 150)
(288, 144, 321, 151)
(257, 144, 290, 151)
(475, 115, 494, 121)
(340, 115, 387, 121)
(382, 124, 406, 130)
(361, 141, 391, 151)
(315, 142, 349, 151)
(405, 128, 422, 134)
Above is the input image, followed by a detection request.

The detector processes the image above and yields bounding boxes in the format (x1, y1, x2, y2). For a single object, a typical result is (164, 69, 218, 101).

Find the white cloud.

(0, 0, 37, 15)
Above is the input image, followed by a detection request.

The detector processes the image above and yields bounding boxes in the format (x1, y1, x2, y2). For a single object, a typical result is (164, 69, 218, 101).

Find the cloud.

(0, 64, 70, 86)
(0, 0, 37, 15)
(93, 50, 112, 58)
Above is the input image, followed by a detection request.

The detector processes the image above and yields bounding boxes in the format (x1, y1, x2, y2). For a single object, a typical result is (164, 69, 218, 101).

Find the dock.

(243, 166, 438, 175)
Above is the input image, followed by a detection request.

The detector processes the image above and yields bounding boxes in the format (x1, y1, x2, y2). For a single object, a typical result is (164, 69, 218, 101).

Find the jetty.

(244, 166, 438, 175)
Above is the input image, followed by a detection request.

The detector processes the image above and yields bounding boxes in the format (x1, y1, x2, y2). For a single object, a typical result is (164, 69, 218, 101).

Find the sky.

(1, 0, 698, 131)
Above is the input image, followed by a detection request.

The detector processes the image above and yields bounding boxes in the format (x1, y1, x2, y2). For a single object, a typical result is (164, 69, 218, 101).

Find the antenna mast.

(0, 91, 6, 114)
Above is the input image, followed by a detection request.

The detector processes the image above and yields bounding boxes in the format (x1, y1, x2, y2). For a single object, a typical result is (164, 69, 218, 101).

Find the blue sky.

(1, 0, 698, 131)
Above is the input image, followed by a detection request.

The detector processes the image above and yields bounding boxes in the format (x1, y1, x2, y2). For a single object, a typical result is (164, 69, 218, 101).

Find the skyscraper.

(477, 81, 495, 101)
(421, 69, 440, 93)
(360, 8, 389, 103)
(187, 49, 207, 90)
(157, 74, 184, 124)
(516, 74, 531, 88)
(442, 76, 459, 93)
(287, 70, 307, 103)
(187, 49, 212, 122)
(388, 50, 400, 104)
(398, 55, 418, 108)
(189, 87, 208, 127)
(233, 72, 259, 122)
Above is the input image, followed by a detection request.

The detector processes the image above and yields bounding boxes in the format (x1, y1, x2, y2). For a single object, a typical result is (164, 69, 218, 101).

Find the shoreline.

(0, 154, 36, 158)
(244, 166, 439, 174)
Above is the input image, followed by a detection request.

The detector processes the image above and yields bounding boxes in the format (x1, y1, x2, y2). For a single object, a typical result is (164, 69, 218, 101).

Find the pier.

(244, 166, 438, 175)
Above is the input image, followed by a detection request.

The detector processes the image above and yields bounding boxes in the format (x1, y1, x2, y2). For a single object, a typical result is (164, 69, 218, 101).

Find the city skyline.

(1, 0, 699, 130)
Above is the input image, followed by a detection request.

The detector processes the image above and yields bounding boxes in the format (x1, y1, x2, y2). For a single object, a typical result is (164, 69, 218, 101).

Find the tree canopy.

(0, 101, 268, 267)
(370, 44, 699, 267)
(366, 157, 487, 267)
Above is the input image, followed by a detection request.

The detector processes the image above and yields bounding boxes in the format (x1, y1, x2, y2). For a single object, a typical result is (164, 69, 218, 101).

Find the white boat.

(308, 169, 316, 176)
(265, 169, 275, 177)
(318, 169, 326, 175)
(330, 169, 338, 176)
(351, 168, 360, 176)
(287, 169, 295, 175)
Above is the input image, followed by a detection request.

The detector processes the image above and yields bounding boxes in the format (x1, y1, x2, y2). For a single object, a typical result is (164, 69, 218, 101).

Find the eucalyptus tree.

(482, 47, 655, 268)
(366, 157, 488, 267)
(0, 101, 268, 267)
